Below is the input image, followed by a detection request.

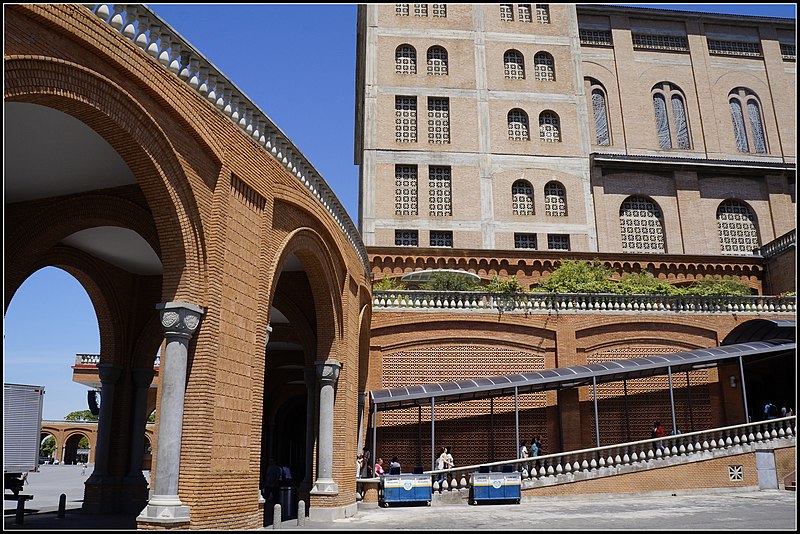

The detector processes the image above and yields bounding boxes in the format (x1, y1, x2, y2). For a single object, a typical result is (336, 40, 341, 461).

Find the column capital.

(131, 367, 156, 388)
(315, 359, 342, 385)
(156, 301, 205, 339)
(97, 363, 122, 385)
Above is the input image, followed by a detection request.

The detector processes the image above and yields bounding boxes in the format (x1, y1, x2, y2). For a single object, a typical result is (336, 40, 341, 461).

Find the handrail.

(418, 416, 795, 492)
(756, 229, 796, 258)
(373, 290, 797, 314)
(81, 4, 370, 275)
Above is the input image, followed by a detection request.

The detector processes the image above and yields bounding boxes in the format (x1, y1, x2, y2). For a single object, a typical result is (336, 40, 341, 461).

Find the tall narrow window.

(652, 82, 691, 149)
(619, 196, 665, 253)
(539, 111, 561, 142)
(395, 96, 417, 143)
(414, 4, 428, 16)
(428, 97, 450, 144)
(396, 45, 417, 75)
(508, 109, 530, 141)
(717, 200, 759, 255)
(534, 52, 555, 81)
(544, 181, 567, 216)
(395, 165, 418, 215)
(396, 4, 410, 16)
(512, 180, 534, 215)
(427, 46, 448, 76)
(429, 166, 452, 216)
(536, 4, 550, 23)
(504, 50, 526, 79)
(501, 4, 514, 21)
(432, 4, 447, 17)
(586, 78, 610, 146)
(729, 88, 767, 154)
(518, 4, 532, 22)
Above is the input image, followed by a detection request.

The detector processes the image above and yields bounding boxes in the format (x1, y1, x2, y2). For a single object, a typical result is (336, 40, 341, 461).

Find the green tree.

(372, 276, 404, 290)
(681, 276, 752, 296)
(616, 271, 682, 295)
(421, 271, 479, 291)
(64, 410, 98, 422)
(78, 436, 89, 449)
(486, 274, 526, 293)
(534, 260, 617, 293)
(40, 436, 56, 458)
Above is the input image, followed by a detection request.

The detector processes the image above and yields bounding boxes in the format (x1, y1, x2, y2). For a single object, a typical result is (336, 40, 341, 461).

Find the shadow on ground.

(4, 508, 137, 530)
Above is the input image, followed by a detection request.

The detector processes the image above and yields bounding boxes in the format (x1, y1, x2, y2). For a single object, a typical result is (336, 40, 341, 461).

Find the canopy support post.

(668, 366, 677, 435)
(592, 376, 600, 448)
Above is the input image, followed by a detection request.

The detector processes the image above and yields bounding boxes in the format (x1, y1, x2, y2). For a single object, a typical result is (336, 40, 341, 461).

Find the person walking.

(652, 421, 665, 451)
(445, 447, 454, 470)
(435, 447, 448, 492)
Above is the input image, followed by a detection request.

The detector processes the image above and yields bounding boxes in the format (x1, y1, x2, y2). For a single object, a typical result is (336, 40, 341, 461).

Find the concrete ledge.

(308, 502, 357, 521)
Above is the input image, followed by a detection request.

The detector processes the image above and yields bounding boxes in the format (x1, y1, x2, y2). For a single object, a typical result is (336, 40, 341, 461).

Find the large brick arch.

(4, 56, 207, 304)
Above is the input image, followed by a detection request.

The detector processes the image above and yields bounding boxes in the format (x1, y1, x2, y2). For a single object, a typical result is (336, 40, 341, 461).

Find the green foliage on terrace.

(421, 271, 480, 292)
(616, 271, 682, 295)
(532, 260, 617, 294)
(485, 274, 526, 293)
(680, 276, 753, 296)
(372, 276, 405, 290)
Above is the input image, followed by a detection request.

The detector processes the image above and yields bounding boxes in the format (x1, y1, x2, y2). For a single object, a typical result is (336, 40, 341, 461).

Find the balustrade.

(82, 4, 368, 274)
(372, 290, 796, 315)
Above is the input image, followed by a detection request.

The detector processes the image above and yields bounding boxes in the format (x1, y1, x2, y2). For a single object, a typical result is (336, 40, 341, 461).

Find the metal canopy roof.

(370, 340, 796, 411)
(400, 269, 481, 283)
(722, 318, 796, 345)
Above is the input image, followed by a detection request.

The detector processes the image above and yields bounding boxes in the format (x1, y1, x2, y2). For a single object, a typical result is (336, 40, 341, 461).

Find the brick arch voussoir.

(5, 194, 159, 312)
(267, 229, 345, 357)
(5, 56, 207, 304)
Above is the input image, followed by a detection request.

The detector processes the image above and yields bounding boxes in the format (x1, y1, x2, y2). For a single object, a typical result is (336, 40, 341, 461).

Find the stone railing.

(425, 416, 796, 494)
(756, 229, 796, 259)
(74, 353, 160, 368)
(81, 4, 370, 275)
(372, 290, 797, 314)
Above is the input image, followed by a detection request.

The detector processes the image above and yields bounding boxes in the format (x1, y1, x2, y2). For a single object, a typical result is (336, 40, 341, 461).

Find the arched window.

(504, 50, 525, 79)
(729, 88, 767, 154)
(534, 52, 555, 81)
(396, 45, 416, 75)
(427, 46, 448, 76)
(586, 78, 610, 146)
(619, 196, 665, 253)
(539, 111, 561, 142)
(717, 199, 759, 255)
(508, 109, 530, 141)
(512, 180, 534, 215)
(652, 82, 691, 149)
(544, 181, 567, 216)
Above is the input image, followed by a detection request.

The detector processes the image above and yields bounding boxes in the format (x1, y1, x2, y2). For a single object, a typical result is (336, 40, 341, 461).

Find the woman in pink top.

(374, 457, 385, 476)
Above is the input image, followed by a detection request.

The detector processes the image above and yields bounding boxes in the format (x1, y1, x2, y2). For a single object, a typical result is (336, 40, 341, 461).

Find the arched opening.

(40, 433, 57, 464)
(64, 432, 91, 465)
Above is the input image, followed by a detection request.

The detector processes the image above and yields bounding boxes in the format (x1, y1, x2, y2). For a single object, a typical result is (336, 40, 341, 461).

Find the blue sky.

(4, 3, 796, 420)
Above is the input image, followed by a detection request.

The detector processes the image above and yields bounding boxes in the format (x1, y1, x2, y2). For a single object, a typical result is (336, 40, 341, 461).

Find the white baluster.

(109, 5, 124, 29)
(135, 16, 150, 49)
(622, 453, 630, 464)
(94, 4, 110, 21)
(122, 6, 138, 40)
(146, 25, 161, 57)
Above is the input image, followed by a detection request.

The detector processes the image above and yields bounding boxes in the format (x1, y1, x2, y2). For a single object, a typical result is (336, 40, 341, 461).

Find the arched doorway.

(63, 433, 90, 465)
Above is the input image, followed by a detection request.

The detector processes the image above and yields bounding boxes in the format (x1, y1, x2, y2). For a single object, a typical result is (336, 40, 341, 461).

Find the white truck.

(3, 383, 45, 496)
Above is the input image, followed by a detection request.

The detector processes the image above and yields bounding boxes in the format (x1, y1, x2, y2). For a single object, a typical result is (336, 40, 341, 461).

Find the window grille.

(534, 52, 555, 81)
(427, 46, 448, 76)
(508, 109, 530, 141)
(780, 43, 796, 60)
(729, 88, 767, 154)
(512, 180, 534, 215)
(429, 166, 452, 216)
(653, 93, 671, 149)
(707, 39, 762, 58)
(544, 182, 567, 216)
(671, 95, 690, 149)
(414, 4, 428, 17)
(548, 234, 570, 250)
(729, 99, 749, 152)
(395, 96, 417, 143)
(430, 230, 453, 247)
(747, 100, 767, 154)
(395, 230, 419, 246)
(620, 196, 665, 253)
(432, 4, 447, 17)
(395, 165, 418, 215)
(514, 233, 538, 249)
(539, 111, 561, 142)
(632, 33, 689, 52)
(396, 4, 410, 16)
(536, 4, 550, 23)
(717, 200, 759, 255)
(591, 86, 610, 146)
(504, 50, 526, 79)
(518, 4, 532, 23)
(580, 29, 613, 47)
(428, 97, 450, 144)
(396, 45, 417, 75)
(501, 4, 514, 22)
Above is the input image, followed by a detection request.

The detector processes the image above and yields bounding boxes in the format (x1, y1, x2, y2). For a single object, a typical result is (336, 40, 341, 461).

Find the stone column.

(137, 302, 204, 524)
(310, 359, 341, 495)
(87, 364, 122, 480)
(123, 367, 156, 513)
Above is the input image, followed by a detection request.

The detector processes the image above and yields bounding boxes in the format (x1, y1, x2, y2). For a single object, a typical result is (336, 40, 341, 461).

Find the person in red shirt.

(374, 457, 385, 476)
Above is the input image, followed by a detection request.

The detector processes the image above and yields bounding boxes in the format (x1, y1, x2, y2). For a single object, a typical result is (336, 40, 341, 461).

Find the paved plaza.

(4, 464, 796, 530)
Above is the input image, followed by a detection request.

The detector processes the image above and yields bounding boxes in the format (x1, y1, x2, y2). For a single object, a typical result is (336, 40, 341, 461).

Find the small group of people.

(435, 446, 454, 491)
(357, 447, 404, 478)
(763, 401, 794, 421)
(262, 458, 293, 503)
(518, 436, 544, 459)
